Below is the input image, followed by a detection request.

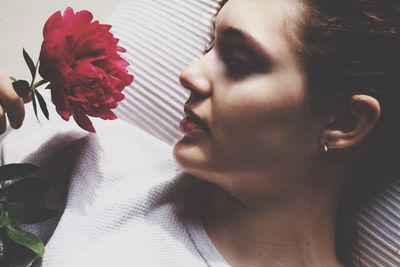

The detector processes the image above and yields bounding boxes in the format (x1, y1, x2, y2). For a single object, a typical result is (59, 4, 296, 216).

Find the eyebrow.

(218, 26, 273, 62)
(204, 20, 217, 52)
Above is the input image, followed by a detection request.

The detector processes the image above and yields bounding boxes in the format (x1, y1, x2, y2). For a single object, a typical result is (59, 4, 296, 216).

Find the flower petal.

(39, 7, 133, 131)
(72, 106, 96, 133)
(43, 11, 63, 37)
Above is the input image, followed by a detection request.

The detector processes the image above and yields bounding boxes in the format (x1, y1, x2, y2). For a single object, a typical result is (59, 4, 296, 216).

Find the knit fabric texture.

(1, 105, 229, 267)
(1, 0, 399, 266)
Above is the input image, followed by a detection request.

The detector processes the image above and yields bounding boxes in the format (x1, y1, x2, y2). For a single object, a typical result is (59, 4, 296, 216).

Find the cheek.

(211, 88, 312, 165)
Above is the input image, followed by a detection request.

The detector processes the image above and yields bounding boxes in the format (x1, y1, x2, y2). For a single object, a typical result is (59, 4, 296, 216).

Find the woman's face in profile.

(173, 0, 323, 196)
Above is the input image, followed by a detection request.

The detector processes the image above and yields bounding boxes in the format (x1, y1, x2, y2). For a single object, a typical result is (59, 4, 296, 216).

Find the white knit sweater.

(2, 0, 399, 265)
(0, 108, 229, 267)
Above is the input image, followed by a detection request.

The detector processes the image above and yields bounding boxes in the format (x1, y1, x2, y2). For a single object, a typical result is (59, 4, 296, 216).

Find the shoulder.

(42, 173, 211, 266)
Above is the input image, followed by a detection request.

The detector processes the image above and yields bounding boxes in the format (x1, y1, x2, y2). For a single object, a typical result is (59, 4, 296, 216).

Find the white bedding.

(0, 0, 399, 266)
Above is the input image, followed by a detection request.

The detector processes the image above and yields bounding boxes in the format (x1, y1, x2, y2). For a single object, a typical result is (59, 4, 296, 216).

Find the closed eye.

(203, 39, 215, 54)
(218, 27, 274, 78)
(221, 45, 271, 78)
(204, 19, 217, 54)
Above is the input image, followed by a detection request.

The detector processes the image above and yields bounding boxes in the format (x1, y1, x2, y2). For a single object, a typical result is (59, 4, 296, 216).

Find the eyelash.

(203, 39, 215, 54)
(203, 40, 258, 77)
(222, 48, 258, 76)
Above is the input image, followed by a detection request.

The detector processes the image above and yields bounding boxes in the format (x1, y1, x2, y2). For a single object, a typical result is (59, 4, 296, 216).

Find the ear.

(321, 95, 381, 150)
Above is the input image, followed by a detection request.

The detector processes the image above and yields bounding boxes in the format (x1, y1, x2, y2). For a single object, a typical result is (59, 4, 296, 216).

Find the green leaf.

(23, 48, 37, 80)
(33, 79, 49, 89)
(35, 91, 49, 120)
(12, 80, 31, 98)
(0, 191, 7, 202)
(0, 208, 11, 228)
(27, 255, 42, 267)
(5, 177, 51, 202)
(0, 163, 40, 182)
(5, 224, 44, 257)
(32, 91, 39, 122)
(8, 207, 61, 224)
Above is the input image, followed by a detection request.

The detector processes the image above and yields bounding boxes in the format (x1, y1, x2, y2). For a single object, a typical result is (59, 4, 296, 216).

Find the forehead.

(215, 0, 303, 62)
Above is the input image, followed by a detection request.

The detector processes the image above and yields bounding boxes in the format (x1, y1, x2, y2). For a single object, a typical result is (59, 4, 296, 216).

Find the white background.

(0, 0, 121, 79)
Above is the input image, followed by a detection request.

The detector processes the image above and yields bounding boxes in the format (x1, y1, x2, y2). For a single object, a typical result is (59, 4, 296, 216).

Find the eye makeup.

(203, 23, 274, 79)
(203, 19, 217, 54)
(218, 27, 273, 76)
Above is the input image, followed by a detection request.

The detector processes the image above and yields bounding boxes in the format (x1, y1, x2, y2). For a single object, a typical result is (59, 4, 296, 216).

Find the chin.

(173, 142, 214, 182)
(174, 136, 208, 165)
(173, 141, 199, 171)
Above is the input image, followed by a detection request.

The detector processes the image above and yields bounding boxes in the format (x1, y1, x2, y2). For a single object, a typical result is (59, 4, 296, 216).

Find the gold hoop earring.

(323, 144, 329, 152)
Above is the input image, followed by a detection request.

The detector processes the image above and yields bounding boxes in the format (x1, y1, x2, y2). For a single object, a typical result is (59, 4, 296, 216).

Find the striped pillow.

(110, 0, 223, 145)
(109, 1, 400, 266)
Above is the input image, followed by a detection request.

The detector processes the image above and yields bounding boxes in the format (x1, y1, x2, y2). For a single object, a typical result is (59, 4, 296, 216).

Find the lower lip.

(179, 118, 208, 134)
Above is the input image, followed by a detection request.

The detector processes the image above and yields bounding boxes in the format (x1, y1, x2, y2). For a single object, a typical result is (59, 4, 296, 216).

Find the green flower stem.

(0, 206, 45, 261)
(6, 224, 45, 258)
(33, 79, 49, 90)
(29, 59, 39, 90)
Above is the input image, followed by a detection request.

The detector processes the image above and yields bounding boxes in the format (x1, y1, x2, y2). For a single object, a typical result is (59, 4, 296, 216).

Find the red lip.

(181, 105, 209, 132)
(180, 117, 203, 133)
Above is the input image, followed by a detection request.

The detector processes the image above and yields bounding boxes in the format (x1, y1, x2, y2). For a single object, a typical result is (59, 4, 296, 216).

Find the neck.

(202, 176, 346, 267)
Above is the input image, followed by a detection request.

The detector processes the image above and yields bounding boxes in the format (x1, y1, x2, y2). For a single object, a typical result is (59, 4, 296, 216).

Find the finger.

(0, 105, 7, 135)
(23, 91, 33, 103)
(0, 73, 25, 129)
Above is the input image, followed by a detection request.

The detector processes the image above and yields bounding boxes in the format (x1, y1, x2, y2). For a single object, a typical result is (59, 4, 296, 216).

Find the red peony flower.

(38, 7, 134, 132)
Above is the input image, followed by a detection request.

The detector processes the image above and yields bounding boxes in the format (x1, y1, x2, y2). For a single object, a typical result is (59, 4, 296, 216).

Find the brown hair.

(297, 0, 400, 265)
(218, 0, 400, 265)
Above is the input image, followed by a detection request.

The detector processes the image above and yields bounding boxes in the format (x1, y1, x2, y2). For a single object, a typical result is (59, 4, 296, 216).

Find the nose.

(179, 58, 212, 97)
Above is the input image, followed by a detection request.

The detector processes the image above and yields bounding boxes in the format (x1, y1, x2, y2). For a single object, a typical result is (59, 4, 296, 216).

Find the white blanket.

(1, 106, 193, 266)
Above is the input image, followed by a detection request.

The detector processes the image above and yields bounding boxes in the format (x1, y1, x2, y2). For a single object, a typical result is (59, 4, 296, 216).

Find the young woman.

(1, 0, 399, 266)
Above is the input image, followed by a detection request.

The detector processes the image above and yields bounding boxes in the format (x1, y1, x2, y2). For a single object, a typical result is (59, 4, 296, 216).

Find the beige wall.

(0, 0, 121, 79)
